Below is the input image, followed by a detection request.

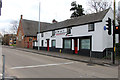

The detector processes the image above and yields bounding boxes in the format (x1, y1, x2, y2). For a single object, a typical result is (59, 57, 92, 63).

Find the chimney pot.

(52, 19, 57, 23)
(21, 15, 23, 19)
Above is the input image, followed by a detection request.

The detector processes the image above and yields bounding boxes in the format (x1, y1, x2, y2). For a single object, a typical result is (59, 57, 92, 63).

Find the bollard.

(90, 51, 92, 63)
(59, 49, 62, 56)
(60, 49, 62, 53)
(111, 52, 113, 63)
(2, 55, 5, 80)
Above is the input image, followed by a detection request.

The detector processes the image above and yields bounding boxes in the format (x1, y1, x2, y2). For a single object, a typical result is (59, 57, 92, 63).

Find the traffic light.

(114, 25, 120, 34)
(106, 17, 111, 35)
(0, 0, 2, 16)
(0, 0, 2, 8)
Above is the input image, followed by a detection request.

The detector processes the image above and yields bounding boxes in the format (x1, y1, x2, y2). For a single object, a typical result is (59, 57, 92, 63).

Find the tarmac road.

(2, 46, 118, 78)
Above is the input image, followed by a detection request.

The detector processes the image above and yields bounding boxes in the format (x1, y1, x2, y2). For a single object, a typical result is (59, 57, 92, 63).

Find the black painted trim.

(63, 38, 72, 50)
(33, 46, 112, 58)
(79, 36, 92, 51)
(88, 23, 95, 32)
(25, 35, 37, 37)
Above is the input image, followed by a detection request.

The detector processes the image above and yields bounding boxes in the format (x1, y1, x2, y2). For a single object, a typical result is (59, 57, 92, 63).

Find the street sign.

(104, 26, 106, 30)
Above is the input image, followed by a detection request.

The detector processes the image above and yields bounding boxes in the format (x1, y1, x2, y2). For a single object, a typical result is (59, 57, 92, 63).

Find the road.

(2, 46, 118, 78)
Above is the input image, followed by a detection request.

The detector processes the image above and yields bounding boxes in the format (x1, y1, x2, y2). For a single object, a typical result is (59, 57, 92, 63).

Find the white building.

(34, 8, 117, 58)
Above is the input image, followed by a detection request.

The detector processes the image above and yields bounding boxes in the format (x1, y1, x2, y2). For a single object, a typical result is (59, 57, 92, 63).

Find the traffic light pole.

(112, 0, 116, 64)
(113, 22, 115, 64)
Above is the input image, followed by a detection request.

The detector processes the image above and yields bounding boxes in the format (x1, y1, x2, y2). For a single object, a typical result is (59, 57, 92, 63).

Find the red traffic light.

(116, 26, 118, 30)
(114, 25, 120, 34)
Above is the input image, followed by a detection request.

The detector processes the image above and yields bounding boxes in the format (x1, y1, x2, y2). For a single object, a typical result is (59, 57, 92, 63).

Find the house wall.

(16, 18, 37, 48)
(16, 19, 25, 48)
(24, 37, 37, 48)
(34, 9, 115, 58)
(35, 21, 111, 58)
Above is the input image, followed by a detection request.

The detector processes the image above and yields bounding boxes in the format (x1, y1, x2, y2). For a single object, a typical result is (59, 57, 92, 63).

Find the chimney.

(52, 19, 57, 23)
(21, 15, 23, 19)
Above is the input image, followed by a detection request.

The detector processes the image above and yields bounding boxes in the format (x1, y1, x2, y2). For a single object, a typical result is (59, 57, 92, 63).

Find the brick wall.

(16, 18, 37, 48)
(16, 19, 25, 48)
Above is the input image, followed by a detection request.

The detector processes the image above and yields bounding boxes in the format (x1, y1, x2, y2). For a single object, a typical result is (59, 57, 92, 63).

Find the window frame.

(18, 31, 22, 41)
(88, 23, 95, 32)
(79, 37, 91, 50)
(52, 30, 55, 36)
(41, 33, 44, 37)
(51, 40, 56, 48)
(29, 37, 33, 42)
(67, 28, 71, 34)
(63, 39, 72, 49)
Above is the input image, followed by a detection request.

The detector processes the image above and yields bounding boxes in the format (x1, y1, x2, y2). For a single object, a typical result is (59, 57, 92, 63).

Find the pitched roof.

(21, 19, 51, 37)
(41, 9, 110, 32)
(21, 9, 110, 34)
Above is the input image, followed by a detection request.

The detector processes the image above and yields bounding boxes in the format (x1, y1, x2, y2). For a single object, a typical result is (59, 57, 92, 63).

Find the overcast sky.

(0, 0, 119, 34)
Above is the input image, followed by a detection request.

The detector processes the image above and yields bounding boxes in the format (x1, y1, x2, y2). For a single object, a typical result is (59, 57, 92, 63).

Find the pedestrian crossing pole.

(2, 55, 5, 80)
(38, 2, 40, 50)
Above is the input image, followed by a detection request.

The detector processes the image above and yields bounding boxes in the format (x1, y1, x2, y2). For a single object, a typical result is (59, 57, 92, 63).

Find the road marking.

(10, 61, 74, 69)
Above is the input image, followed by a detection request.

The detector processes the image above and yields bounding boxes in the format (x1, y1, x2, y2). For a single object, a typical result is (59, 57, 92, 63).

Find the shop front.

(63, 36, 91, 56)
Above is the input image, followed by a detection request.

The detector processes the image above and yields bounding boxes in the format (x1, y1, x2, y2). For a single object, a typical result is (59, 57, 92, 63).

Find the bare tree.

(118, 2, 120, 25)
(10, 20, 18, 34)
(1, 28, 8, 35)
(87, 0, 112, 13)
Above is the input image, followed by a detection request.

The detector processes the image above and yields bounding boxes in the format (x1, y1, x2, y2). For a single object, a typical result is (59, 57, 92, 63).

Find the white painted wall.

(36, 9, 115, 52)
(102, 8, 114, 50)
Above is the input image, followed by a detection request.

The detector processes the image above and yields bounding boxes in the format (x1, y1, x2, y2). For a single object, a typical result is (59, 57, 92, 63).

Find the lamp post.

(38, 2, 40, 50)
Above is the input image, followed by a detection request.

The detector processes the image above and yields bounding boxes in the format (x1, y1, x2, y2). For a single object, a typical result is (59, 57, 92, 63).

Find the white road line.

(10, 61, 74, 70)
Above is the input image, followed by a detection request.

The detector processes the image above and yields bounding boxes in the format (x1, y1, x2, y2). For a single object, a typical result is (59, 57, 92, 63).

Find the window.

(52, 31, 55, 36)
(18, 31, 22, 41)
(29, 37, 33, 41)
(51, 40, 56, 48)
(88, 23, 94, 31)
(41, 33, 43, 37)
(64, 39, 71, 49)
(41, 40, 44, 47)
(81, 39, 90, 49)
(67, 28, 71, 34)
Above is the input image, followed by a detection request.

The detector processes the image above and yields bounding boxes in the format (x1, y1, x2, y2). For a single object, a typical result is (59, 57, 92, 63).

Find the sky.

(0, 0, 120, 35)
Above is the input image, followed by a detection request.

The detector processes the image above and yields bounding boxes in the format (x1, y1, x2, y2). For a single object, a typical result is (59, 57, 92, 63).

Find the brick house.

(3, 34, 16, 45)
(16, 15, 51, 48)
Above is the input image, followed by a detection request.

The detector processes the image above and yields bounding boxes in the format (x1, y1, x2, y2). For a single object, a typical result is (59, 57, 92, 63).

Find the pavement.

(0, 44, 2, 79)
(5, 46, 119, 66)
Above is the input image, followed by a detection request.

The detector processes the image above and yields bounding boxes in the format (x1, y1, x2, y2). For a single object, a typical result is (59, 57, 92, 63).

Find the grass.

(10, 44, 16, 46)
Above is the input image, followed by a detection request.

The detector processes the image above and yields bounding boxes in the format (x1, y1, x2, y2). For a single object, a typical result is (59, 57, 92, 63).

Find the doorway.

(74, 39, 78, 54)
(47, 39, 49, 51)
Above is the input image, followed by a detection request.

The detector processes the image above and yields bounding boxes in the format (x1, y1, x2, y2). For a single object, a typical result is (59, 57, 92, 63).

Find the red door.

(47, 40, 49, 51)
(74, 39, 78, 54)
(27, 42, 29, 48)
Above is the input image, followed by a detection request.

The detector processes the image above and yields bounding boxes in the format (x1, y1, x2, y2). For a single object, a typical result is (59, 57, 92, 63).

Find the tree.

(117, 5, 120, 25)
(10, 20, 18, 34)
(117, 13, 120, 25)
(87, 0, 112, 13)
(70, 1, 85, 18)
